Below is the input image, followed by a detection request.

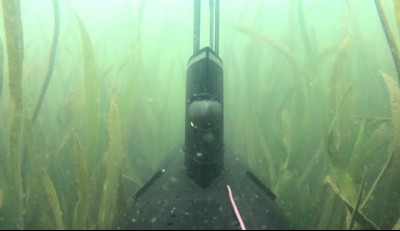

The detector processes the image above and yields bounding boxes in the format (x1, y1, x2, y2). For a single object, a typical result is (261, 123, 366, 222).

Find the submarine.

(116, 1, 294, 229)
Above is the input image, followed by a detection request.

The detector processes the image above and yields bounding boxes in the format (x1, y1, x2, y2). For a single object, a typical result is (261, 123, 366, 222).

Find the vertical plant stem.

(2, 0, 25, 229)
(72, 5, 100, 169)
(98, 99, 125, 229)
(32, 0, 60, 123)
(393, 0, 400, 33)
(374, 0, 400, 82)
(360, 145, 393, 210)
(297, 0, 317, 78)
(348, 175, 365, 230)
(72, 133, 89, 229)
(40, 168, 65, 230)
(0, 37, 3, 98)
(378, 71, 400, 228)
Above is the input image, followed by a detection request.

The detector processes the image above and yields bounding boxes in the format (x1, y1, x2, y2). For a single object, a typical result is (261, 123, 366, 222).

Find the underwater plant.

(32, 0, 60, 123)
(2, 0, 25, 229)
(0, 37, 3, 99)
(0, 0, 399, 229)
(225, 0, 400, 229)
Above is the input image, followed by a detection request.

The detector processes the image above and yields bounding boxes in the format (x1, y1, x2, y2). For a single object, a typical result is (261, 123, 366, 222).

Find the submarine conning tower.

(183, 0, 223, 188)
(184, 46, 224, 188)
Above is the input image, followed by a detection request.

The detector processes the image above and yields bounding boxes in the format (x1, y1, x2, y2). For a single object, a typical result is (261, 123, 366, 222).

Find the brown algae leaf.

(0, 38, 3, 98)
(98, 99, 125, 229)
(379, 71, 400, 228)
(324, 176, 379, 230)
(0, 188, 3, 210)
(72, 133, 89, 230)
(381, 71, 400, 139)
(40, 168, 65, 230)
(2, 0, 25, 229)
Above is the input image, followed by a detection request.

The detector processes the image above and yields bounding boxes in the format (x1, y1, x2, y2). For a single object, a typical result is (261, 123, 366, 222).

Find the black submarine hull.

(116, 147, 293, 230)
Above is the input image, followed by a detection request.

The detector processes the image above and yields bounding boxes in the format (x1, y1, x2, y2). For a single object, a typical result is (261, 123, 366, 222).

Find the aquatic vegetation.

(394, 0, 400, 33)
(0, 188, 3, 210)
(0, 0, 399, 230)
(72, 3, 101, 173)
(40, 168, 65, 230)
(225, 0, 400, 229)
(324, 175, 379, 230)
(0, 38, 3, 98)
(98, 97, 125, 229)
(2, 0, 25, 229)
(378, 71, 400, 228)
(297, 0, 318, 80)
(231, 22, 307, 78)
(32, 0, 60, 123)
(375, 0, 400, 81)
(71, 133, 89, 229)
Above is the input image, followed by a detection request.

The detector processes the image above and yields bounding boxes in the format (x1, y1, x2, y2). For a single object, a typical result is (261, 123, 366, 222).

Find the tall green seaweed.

(2, 0, 25, 229)
(72, 133, 89, 230)
(71, 4, 101, 170)
(40, 168, 65, 230)
(297, 0, 318, 80)
(0, 37, 3, 98)
(225, 1, 400, 229)
(0, 1, 398, 230)
(378, 71, 400, 228)
(375, 0, 400, 82)
(32, 0, 60, 123)
(394, 0, 400, 37)
(98, 96, 125, 229)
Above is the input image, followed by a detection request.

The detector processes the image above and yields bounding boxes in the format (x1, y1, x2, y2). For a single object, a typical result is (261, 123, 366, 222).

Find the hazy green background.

(1, 0, 399, 229)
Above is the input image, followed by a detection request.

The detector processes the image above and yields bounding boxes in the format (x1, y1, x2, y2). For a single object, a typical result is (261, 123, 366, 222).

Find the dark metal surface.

(184, 47, 224, 188)
(116, 147, 293, 230)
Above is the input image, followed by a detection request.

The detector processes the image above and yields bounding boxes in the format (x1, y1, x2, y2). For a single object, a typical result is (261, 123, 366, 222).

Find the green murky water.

(0, 0, 399, 229)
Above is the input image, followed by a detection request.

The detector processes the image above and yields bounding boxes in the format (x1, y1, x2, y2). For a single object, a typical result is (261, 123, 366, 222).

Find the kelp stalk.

(32, 0, 60, 123)
(98, 98, 125, 229)
(374, 0, 400, 82)
(0, 38, 3, 98)
(379, 71, 400, 228)
(2, 0, 25, 229)
(297, 0, 317, 78)
(348, 175, 365, 230)
(70, 4, 100, 170)
(72, 133, 89, 229)
(393, 0, 400, 33)
(324, 176, 379, 230)
(40, 168, 65, 230)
